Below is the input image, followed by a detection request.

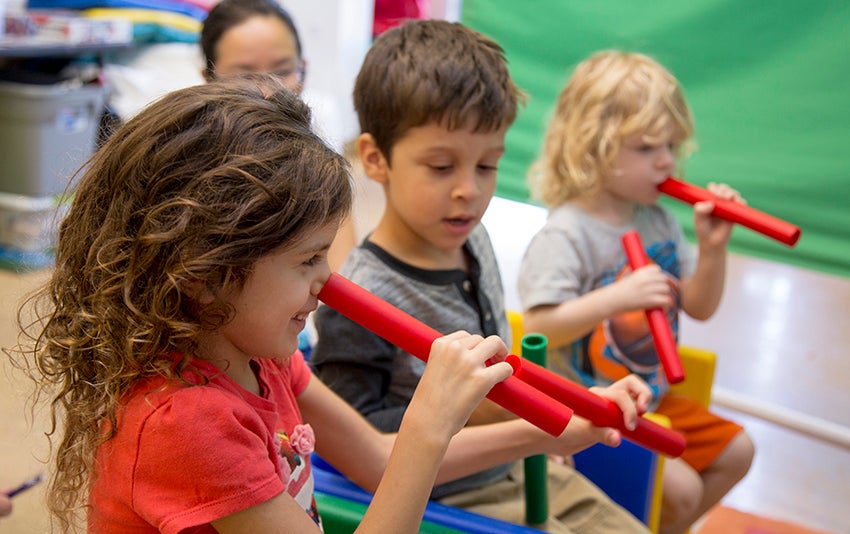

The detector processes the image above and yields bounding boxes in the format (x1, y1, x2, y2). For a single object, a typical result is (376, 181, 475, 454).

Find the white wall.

(284, 0, 374, 152)
(285, 0, 463, 150)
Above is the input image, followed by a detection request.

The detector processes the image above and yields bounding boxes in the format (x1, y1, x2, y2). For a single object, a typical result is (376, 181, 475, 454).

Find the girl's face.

(607, 129, 677, 206)
(210, 15, 304, 94)
(208, 221, 338, 368)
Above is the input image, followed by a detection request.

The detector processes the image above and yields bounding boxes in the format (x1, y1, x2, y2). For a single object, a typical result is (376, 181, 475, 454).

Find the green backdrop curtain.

(461, 0, 850, 278)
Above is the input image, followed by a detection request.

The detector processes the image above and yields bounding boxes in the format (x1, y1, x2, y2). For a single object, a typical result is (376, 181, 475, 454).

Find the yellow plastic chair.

(506, 311, 716, 533)
(669, 345, 715, 408)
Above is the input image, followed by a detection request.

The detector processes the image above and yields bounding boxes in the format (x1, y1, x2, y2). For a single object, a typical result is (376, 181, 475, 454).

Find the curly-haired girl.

(10, 74, 520, 533)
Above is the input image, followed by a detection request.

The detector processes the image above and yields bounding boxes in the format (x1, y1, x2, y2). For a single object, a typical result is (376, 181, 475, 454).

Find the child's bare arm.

(217, 333, 514, 533)
(525, 264, 673, 348)
(681, 182, 743, 319)
(435, 373, 654, 474)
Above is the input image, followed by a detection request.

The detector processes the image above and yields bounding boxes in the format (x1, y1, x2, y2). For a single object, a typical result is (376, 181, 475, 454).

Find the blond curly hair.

(530, 50, 695, 207)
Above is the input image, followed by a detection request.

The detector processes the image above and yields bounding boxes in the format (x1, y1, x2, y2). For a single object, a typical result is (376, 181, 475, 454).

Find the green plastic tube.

(522, 333, 549, 526)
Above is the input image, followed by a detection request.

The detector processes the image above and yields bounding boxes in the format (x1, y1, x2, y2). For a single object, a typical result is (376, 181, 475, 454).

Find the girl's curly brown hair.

(8, 74, 351, 531)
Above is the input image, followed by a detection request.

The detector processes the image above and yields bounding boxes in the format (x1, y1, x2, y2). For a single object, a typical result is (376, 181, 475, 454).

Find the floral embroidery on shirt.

(290, 424, 316, 455)
(276, 423, 316, 481)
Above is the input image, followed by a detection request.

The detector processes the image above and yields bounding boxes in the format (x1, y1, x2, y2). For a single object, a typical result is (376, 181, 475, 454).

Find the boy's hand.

(693, 182, 745, 248)
(590, 374, 652, 431)
(617, 263, 674, 313)
(550, 374, 653, 452)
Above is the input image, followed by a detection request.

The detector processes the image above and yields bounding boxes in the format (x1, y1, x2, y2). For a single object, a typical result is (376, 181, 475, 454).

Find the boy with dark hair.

(311, 20, 652, 533)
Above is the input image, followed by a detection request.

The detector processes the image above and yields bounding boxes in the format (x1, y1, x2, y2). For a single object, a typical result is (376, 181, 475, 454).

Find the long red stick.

(512, 360, 686, 457)
(318, 273, 686, 457)
(621, 230, 686, 384)
(317, 273, 572, 437)
(658, 176, 801, 247)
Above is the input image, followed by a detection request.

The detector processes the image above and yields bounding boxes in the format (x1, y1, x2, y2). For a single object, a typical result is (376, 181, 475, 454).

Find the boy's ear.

(357, 133, 390, 184)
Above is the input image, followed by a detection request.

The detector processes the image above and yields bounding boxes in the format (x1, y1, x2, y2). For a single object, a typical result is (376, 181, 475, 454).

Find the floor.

(1, 268, 53, 533)
(1, 195, 849, 533)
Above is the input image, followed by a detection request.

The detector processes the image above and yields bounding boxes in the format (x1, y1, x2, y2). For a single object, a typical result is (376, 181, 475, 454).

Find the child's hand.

(590, 374, 652, 432)
(617, 264, 673, 313)
(693, 182, 745, 248)
(411, 332, 514, 439)
(549, 374, 652, 453)
(0, 491, 11, 517)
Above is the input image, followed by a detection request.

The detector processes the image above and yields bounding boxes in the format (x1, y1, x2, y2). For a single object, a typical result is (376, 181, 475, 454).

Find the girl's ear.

(357, 133, 390, 185)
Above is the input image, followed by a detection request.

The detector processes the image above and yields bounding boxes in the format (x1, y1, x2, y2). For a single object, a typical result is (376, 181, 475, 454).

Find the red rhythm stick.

(318, 273, 686, 457)
(512, 360, 686, 457)
(621, 230, 686, 385)
(318, 273, 573, 437)
(658, 176, 801, 247)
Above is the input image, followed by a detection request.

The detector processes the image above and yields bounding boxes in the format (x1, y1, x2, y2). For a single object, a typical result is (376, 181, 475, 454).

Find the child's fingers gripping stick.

(659, 176, 800, 246)
(427, 333, 514, 392)
(621, 230, 685, 384)
(590, 375, 652, 432)
(417, 333, 517, 437)
(514, 359, 687, 457)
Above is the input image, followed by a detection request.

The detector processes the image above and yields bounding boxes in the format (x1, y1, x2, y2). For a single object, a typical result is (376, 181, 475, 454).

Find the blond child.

(518, 50, 755, 533)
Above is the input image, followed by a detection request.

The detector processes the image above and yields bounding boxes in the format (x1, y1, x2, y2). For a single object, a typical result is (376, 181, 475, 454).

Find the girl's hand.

(410, 332, 514, 439)
(693, 182, 745, 248)
(616, 263, 673, 312)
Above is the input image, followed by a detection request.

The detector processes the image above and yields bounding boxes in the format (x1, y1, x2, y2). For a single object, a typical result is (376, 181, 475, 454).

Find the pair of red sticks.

(317, 178, 800, 458)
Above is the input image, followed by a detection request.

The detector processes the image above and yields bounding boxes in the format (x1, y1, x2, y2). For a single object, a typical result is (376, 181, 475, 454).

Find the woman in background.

(201, 0, 306, 94)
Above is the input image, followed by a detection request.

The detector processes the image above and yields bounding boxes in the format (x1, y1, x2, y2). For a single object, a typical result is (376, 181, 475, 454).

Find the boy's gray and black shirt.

(311, 224, 512, 498)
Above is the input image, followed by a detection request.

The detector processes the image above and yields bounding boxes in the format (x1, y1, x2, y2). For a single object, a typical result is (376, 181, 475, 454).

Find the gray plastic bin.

(0, 80, 105, 196)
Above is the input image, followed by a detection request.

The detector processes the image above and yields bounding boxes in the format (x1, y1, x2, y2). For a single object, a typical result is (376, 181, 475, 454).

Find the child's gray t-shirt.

(518, 202, 696, 404)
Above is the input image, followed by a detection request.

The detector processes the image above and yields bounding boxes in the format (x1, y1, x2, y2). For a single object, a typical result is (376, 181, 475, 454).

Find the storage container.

(0, 191, 66, 270)
(0, 79, 104, 196)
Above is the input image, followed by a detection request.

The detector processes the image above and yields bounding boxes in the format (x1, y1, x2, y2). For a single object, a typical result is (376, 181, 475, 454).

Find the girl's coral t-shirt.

(88, 351, 317, 533)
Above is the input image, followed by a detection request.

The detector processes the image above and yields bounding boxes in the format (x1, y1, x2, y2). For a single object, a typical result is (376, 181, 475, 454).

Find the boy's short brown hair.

(353, 19, 525, 159)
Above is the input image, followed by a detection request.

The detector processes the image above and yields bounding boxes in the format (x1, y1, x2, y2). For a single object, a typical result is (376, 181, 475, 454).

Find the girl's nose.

(312, 263, 332, 296)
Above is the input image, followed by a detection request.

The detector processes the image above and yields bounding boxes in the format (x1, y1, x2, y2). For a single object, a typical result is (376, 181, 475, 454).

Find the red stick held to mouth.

(621, 230, 686, 384)
(318, 273, 686, 457)
(658, 176, 801, 247)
